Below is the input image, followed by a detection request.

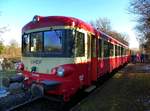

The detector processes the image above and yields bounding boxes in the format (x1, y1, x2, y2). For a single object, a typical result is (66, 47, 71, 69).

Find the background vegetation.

(129, 0, 150, 54)
(0, 39, 21, 59)
(90, 17, 129, 45)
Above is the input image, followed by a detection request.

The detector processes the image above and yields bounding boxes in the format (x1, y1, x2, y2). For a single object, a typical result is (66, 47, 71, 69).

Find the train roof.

(22, 15, 128, 47)
(22, 16, 96, 34)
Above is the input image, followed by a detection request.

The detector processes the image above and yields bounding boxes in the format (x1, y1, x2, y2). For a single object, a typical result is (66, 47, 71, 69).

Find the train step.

(84, 85, 96, 92)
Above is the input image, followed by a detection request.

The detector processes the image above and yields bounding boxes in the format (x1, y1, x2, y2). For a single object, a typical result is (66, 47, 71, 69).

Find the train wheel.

(9, 82, 24, 94)
(31, 84, 44, 97)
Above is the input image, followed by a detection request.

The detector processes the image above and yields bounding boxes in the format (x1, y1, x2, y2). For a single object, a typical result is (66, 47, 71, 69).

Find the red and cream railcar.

(20, 16, 129, 101)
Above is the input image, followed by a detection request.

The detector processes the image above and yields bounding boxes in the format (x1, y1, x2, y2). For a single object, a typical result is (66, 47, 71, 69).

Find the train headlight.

(57, 67, 65, 77)
(17, 62, 24, 72)
(33, 15, 40, 22)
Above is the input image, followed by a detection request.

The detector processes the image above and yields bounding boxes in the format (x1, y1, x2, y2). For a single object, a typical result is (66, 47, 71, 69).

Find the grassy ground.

(0, 70, 16, 78)
(0, 70, 16, 87)
(72, 63, 150, 111)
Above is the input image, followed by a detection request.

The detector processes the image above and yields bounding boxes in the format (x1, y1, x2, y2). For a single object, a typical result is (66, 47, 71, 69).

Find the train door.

(74, 31, 89, 87)
(88, 34, 98, 81)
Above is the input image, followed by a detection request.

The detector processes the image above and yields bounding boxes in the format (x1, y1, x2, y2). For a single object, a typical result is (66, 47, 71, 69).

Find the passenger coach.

(19, 16, 130, 101)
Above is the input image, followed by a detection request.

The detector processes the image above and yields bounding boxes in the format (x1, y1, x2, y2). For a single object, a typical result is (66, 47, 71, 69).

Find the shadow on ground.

(71, 63, 150, 111)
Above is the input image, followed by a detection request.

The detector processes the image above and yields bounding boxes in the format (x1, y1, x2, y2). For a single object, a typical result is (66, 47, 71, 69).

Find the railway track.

(11, 98, 63, 111)
(0, 86, 91, 111)
(9, 90, 89, 111)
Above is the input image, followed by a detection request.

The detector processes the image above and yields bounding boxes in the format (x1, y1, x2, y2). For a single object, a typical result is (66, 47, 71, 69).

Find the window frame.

(109, 42, 114, 57)
(103, 40, 110, 57)
(22, 34, 30, 53)
(75, 31, 85, 57)
(91, 36, 97, 58)
(115, 45, 118, 56)
(22, 29, 75, 57)
(98, 38, 102, 58)
(43, 30, 65, 54)
(30, 31, 43, 52)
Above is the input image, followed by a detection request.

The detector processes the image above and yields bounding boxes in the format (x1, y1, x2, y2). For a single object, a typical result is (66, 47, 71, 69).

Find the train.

(16, 15, 130, 102)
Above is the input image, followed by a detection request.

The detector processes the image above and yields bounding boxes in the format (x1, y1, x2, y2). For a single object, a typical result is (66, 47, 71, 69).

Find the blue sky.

(0, 0, 139, 48)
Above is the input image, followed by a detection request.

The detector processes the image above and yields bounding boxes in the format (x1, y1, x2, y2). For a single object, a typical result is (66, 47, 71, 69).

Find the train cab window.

(30, 32, 43, 52)
(75, 32, 85, 57)
(22, 29, 75, 57)
(44, 30, 64, 53)
(22, 34, 30, 53)
(104, 41, 109, 57)
(66, 30, 75, 57)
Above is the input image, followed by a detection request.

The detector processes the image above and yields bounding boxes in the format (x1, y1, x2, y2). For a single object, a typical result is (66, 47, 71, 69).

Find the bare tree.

(8, 39, 21, 58)
(9, 39, 19, 48)
(129, 0, 150, 59)
(90, 17, 128, 45)
(0, 26, 6, 54)
(0, 12, 9, 37)
(129, 0, 150, 42)
(0, 12, 9, 54)
(108, 31, 129, 45)
(0, 41, 4, 54)
(90, 17, 111, 33)
(0, 26, 8, 37)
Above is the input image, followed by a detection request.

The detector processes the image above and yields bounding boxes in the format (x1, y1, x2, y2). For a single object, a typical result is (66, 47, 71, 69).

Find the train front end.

(20, 16, 81, 101)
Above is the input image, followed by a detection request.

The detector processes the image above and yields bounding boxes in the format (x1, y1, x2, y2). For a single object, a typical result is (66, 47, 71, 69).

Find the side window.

(30, 32, 43, 52)
(119, 46, 121, 56)
(126, 48, 128, 55)
(76, 32, 85, 57)
(104, 41, 109, 57)
(118, 46, 121, 56)
(91, 37, 96, 58)
(123, 48, 126, 55)
(115, 45, 118, 56)
(98, 39, 102, 57)
(121, 46, 124, 55)
(109, 43, 114, 57)
(87, 34, 91, 59)
(117, 46, 120, 56)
